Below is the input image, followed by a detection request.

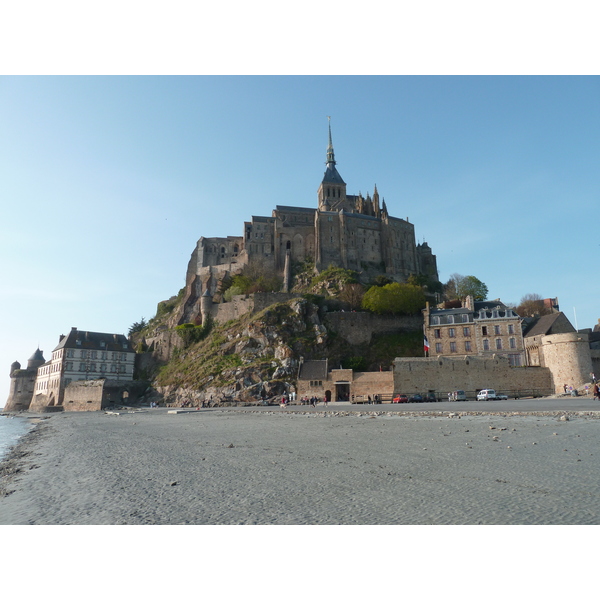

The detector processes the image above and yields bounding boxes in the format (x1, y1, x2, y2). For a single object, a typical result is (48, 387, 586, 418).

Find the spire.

(326, 116, 336, 166)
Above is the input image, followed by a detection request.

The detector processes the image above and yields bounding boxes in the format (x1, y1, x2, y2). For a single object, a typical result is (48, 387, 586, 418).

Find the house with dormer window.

(423, 296, 526, 366)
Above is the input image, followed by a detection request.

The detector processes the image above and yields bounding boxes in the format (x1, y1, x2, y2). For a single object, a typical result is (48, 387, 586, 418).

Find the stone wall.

(210, 292, 303, 324)
(63, 379, 148, 412)
(323, 312, 422, 345)
(393, 355, 553, 399)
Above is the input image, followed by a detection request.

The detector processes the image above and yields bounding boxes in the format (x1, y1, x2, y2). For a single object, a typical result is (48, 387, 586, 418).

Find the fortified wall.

(540, 332, 593, 392)
(323, 312, 421, 345)
(393, 355, 554, 398)
(62, 379, 147, 412)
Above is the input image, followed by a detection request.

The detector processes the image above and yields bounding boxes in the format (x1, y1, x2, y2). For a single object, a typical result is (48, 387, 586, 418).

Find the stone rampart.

(63, 379, 147, 411)
(323, 312, 422, 345)
(541, 332, 593, 392)
(393, 355, 553, 399)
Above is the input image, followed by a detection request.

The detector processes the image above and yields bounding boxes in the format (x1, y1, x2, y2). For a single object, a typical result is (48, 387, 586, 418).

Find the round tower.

(541, 332, 593, 393)
(27, 348, 45, 370)
(10, 360, 21, 376)
(200, 288, 213, 324)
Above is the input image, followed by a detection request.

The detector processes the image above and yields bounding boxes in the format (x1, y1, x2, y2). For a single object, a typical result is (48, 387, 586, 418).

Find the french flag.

(424, 336, 430, 353)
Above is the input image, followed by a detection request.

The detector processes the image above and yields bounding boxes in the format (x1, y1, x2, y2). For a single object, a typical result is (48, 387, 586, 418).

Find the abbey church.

(181, 123, 438, 322)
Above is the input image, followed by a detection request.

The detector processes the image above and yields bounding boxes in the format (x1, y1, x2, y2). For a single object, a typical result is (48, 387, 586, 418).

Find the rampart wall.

(323, 312, 422, 345)
(393, 355, 553, 399)
(540, 332, 593, 392)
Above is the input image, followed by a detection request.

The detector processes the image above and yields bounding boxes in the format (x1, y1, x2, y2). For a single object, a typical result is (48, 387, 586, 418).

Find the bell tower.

(317, 117, 347, 211)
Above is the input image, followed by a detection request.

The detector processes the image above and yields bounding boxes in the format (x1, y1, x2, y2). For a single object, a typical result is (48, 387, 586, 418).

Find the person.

(563, 384, 568, 394)
(594, 383, 600, 401)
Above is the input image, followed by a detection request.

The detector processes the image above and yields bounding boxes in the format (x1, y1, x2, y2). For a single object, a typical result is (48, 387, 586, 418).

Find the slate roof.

(522, 313, 572, 338)
(322, 164, 346, 185)
(298, 359, 328, 380)
(53, 328, 134, 352)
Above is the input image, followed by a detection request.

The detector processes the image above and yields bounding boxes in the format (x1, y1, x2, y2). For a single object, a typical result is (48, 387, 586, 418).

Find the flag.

(424, 336, 430, 353)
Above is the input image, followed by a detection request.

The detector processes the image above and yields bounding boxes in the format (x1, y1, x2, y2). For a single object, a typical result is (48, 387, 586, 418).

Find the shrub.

(361, 283, 426, 315)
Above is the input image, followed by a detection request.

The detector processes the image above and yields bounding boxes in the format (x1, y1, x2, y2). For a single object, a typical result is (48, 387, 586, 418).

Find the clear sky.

(1, 75, 599, 405)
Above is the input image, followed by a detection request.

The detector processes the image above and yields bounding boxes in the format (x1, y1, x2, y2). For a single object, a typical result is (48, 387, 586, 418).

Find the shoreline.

(2, 408, 600, 524)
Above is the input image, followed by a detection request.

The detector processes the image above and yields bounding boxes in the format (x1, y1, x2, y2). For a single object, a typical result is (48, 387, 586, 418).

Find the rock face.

(133, 292, 424, 408)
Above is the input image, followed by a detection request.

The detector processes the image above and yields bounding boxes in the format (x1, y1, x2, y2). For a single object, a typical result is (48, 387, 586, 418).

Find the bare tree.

(516, 293, 553, 317)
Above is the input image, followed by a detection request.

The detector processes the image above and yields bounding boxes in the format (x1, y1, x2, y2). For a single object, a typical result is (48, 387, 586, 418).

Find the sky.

(1, 74, 600, 405)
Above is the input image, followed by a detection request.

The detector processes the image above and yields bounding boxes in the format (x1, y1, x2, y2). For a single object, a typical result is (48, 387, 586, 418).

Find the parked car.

(476, 389, 497, 401)
(424, 392, 437, 402)
(496, 393, 508, 400)
(409, 394, 423, 403)
(393, 394, 409, 403)
(448, 390, 466, 401)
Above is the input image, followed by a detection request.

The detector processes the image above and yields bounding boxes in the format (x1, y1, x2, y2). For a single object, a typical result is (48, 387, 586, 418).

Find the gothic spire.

(326, 116, 336, 166)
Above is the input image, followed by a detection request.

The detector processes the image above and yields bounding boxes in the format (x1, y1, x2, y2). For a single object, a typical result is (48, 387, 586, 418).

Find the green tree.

(445, 273, 488, 301)
(361, 283, 426, 315)
(128, 317, 147, 335)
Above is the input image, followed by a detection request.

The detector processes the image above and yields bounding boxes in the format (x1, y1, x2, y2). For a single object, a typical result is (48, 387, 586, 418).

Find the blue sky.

(1, 75, 599, 404)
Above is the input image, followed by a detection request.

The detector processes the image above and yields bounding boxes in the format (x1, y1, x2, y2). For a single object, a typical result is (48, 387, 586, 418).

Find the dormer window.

(100, 341, 105, 348)
(76, 339, 81, 346)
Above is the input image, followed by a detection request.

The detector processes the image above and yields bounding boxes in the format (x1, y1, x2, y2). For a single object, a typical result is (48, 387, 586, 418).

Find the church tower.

(317, 118, 347, 210)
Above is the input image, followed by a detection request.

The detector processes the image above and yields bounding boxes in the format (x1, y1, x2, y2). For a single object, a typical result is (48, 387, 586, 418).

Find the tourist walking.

(593, 383, 600, 401)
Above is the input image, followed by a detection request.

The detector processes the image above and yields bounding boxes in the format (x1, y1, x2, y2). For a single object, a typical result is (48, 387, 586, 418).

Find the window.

(432, 316, 440, 325)
(496, 338, 503, 350)
(483, 339, 490, 351)
(494, 325, 501, 335)
(79, 363, 86, 372)
(435, 343, 442, 353)
(91, 351, 97, 359)
(508, 324, 515, 335)
(509, 354, 522, 367)
(462, 314, 469, 323)
(482, 326, 488, 336)
(100, 364, 107, 372)
(110, 364, 117, 373)
(509, 337, 516, 349)
(66, 349, 74, 358)
(121, 353, 127, 361)
(101, 351, 107, 360)
(434, 329, 441, 339)
(465, 341, 472, 352)
(449, 328, 455, 338)
(447, 315, 454, 324)
(450, 342, 457, 353)
(119, 365, 126, 373)
(463, 327, 470, 337)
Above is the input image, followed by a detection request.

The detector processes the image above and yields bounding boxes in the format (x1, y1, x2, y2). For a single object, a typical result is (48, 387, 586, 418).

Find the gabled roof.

(522, 312, 575, 338)
(298, 360, 328, 380)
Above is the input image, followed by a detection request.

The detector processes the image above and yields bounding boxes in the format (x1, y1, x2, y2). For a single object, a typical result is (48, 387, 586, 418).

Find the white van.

(477, 389, 496, 401)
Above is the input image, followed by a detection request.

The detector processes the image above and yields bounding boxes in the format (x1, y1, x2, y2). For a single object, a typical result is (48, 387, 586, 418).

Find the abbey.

(182, 123, 438, 322)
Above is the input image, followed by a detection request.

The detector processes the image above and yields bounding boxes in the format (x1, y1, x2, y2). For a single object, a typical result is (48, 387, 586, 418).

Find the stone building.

(178, 122, 438, 325)
(423, 296, 526, 366)
(296, 359, 394, 403)
(4, 349, 45, 411)
(29, 327, 136, 412)
(523, 312, 594, 393)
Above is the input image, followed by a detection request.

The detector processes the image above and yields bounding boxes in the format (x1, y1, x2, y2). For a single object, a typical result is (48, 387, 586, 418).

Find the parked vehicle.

(393, 394, 409, 403)
(449, 390, 466, 401)
(424, 392, 437, 402)
(496, 393, 508, 400)
(409, 394, 423, 403)
(476, 389, 497, 401)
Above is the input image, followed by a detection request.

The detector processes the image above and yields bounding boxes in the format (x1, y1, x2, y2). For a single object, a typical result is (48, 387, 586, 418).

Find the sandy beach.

(2, 407, 600, 525)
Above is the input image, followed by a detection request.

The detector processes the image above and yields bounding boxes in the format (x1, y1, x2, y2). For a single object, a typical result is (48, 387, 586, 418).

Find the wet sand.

(2, 408, 600, 524)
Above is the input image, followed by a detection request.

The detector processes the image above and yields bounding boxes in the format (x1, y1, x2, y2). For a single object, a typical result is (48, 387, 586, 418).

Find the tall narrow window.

(496, 338, 503, 350)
